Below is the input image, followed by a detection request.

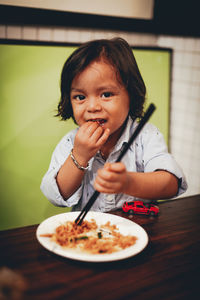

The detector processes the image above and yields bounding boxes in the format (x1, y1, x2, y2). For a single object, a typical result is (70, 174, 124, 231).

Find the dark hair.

(57, 38, 146, 121)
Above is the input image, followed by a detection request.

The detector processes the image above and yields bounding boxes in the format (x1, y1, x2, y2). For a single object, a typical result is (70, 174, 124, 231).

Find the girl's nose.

(87, 97, 102, 112)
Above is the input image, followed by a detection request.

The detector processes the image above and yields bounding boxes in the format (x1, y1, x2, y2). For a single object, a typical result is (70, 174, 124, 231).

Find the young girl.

(41, 38, 187, 211)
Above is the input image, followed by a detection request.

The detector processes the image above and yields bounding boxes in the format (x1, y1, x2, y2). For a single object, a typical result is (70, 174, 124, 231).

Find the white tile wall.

(0, 25, 6, 38)
(157, 36, 200, 197)
(7, 25, 22, 39)
(22, 26, 38, 40)
(0, 24, 199, 197)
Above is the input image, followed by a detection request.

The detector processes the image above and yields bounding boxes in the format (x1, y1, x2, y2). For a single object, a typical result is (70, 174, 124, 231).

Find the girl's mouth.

(87, 119, 107, 125)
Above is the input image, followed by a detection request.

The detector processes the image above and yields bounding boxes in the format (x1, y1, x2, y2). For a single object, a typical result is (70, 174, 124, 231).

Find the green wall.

(0, 43, 171, 230)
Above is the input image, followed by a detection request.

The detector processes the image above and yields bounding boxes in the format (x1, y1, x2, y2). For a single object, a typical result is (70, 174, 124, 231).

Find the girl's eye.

(101, 92, 113, 98)
(74, 95, 85, 101)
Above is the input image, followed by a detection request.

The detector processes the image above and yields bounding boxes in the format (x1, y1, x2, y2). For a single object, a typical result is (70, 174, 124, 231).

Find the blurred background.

(0, 0, 199, 229)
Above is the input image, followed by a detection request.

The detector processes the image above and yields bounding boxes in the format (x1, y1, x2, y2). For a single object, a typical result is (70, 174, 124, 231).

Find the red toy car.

(122, 201, 159, 216)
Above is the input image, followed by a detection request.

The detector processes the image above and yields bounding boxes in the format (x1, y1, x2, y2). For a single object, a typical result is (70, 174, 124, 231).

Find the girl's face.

(70, 60, 130, 143)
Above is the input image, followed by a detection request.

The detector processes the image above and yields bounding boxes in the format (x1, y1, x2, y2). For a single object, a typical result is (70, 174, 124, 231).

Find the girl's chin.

(108, 124, 126, 140)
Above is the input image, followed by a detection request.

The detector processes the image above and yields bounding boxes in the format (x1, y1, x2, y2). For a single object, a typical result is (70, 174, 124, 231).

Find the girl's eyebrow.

(70, 85, 120, 93)
(97, 85, 118, 91)
(70, 87, 84, 93)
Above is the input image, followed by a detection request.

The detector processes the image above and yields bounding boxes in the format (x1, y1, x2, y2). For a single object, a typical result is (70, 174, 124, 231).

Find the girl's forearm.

(125, 171, 178, 200)
(56, 155, 86, 199)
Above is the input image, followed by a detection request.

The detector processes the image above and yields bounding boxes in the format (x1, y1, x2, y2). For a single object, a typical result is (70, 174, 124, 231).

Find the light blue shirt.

(40, 117, 187, 211)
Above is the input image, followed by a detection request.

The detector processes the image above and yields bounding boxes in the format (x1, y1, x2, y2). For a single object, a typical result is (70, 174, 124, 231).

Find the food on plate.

(40, 219, 137, 254)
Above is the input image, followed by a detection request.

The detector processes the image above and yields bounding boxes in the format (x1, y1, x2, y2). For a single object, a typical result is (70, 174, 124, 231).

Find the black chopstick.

(75, 103, 156, 225)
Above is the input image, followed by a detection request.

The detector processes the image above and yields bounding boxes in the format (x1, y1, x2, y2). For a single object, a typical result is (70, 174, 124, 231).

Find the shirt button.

(106, 195, 113, 201)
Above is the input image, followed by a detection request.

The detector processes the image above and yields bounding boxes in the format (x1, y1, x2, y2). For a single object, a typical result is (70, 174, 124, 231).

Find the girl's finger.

(94, 181, 115, 194)
(90, 125, 105, 141)
(95, 176, 113, 189)
(84, 121, 100, 137)
(95, 128, 110, 146)
(106, 162, 126, 173)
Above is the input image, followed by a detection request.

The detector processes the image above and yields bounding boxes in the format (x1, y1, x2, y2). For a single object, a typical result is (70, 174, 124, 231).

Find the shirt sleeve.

(140, 123, 188, 196)
(40, 129, 83, 207)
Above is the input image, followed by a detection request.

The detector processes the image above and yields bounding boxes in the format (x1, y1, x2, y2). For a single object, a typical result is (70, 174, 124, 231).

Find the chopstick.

(75, 103, 156, 225)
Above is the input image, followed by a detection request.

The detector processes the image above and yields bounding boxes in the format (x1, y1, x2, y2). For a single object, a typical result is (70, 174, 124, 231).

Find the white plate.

(36, 211, 148, 262)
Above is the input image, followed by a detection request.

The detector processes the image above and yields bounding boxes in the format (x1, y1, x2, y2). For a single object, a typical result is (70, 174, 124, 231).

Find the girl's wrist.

(70, 149, 89, 171)
(123, 172, 134, 195)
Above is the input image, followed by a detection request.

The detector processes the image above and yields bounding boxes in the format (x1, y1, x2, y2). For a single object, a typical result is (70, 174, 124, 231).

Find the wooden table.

(0, 195, 199, 300)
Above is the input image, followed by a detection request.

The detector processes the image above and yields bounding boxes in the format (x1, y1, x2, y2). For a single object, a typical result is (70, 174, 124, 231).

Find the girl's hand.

(94, 162, 129, 194)
(73, 121, 110, 166)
